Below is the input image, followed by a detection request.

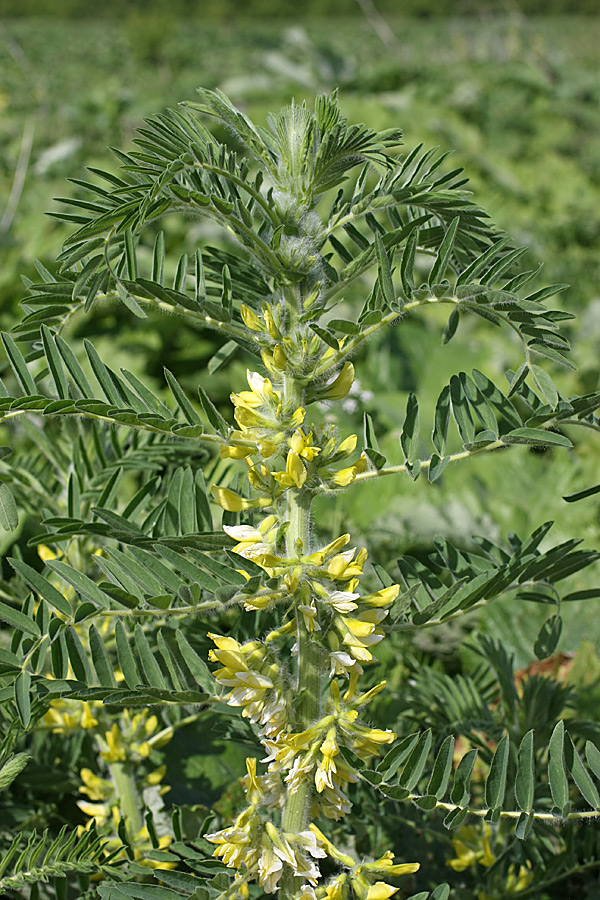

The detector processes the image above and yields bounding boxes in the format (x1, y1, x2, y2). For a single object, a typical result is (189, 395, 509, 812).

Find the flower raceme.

(203, 353, 418, 896)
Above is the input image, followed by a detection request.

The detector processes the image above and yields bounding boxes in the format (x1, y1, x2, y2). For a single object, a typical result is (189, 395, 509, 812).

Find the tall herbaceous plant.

(1, 91, 600, 900)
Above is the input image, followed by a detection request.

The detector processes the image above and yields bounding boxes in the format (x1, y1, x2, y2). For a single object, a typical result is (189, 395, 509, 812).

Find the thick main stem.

(280, 374, 322, 896)
(109, 760, 144, 836)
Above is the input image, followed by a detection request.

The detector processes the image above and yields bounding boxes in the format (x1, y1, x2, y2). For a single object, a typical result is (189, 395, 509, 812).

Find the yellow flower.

(273, 344, 288, 370)
(336, 434, 358, 456)
(208, 634, 287, 737)
(263, 305, 280, 340)
(273, 450, 307, 489)
(290, 428, 321, 461)
(38, 544, 62, 561)
(315, 727, 339, 793)
(320, 362, 355, 401)
(308, 825, 355, 867)
(331, 453, 368, 487)
(101, 724, 127, 762)
(361, 585, 400, 608)
(299, 599, 321, 632)
(324, 875, 348, 900)
(328, 547, 368, 580)
(240, 304, 263, 332)
(365, 882, 399, 900)
(447, 824, 496, 872)
(364, 851, 420, 878)
(221, 433, 255, 459)
(211, 485, 271, 512)
(79, 767, 113, 801)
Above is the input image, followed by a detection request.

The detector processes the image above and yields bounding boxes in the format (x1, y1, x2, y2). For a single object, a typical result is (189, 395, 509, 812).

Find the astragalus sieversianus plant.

(1, 90, 600, 900)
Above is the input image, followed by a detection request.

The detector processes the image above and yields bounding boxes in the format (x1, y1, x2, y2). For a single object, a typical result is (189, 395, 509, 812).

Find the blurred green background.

(1, 0, 599, 663)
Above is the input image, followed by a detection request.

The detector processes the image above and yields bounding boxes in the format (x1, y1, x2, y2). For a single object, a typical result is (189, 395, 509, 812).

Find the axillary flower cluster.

(205, 355, 419, 898)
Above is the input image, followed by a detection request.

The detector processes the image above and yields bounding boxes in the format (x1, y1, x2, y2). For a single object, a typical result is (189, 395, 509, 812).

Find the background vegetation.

(1, 3, 599, 897)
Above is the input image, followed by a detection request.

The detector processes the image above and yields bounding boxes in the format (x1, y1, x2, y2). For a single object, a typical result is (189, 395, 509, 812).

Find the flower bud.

(240, 304, 263, 332)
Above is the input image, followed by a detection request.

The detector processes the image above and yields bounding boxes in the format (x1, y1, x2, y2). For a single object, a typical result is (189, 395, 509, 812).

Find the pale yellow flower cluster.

(240, 300, 352, 389)
(205, 525, 415, 890)
(213, 370, 367, 512)
(205, 760, 326, 893)
(205, 360, 419, 897)
(209, 634, 287, 738)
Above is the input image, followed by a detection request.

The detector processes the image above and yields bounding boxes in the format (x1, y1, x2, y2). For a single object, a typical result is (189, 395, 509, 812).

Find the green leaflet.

(485, 734, 509, 811)
(0, 484, 18, 532)
(14, 670, 31, 728)
(375, 232, 395, 307)
(377, 732, 420, 780)
(400, 392, 419, 462)
(8, 559, 71, 617)
(426, 735, 454, 800)
(134, 624, 168, 689)
(566, 736, 600, 810)
(1, 332, 37, 396)
(164, 368, 203, 425)
(115, 620, 142, 688)
(515, 730, 535, 812)
(398, 730, 432, 791)
(534, 614, 562, 660)
(0, 598, 40, 637)
(65, 627, 93, 684)
(432, 385, 451, 456)
(450, 748, 477, 807)
(0, 753, 30, 792)
(89, 624, 117, 687)
(429, 215, 459, 284)
(503, 427, 572, 448)
(207, 339, 238, 375)
(548, 720, 570, 814)
(46, 560, 111, 610)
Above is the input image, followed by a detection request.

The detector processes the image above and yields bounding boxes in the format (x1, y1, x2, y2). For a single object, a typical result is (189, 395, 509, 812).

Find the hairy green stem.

(280, 374, 321, 897)
(109, 760, 144, 835)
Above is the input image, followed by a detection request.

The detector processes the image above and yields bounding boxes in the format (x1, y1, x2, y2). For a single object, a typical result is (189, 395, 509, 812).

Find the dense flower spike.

(205, 347, 416, 893)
